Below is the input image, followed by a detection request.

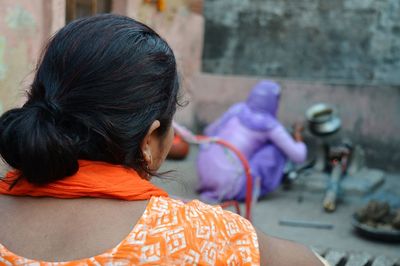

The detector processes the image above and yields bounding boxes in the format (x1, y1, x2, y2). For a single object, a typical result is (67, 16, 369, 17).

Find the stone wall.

(202, 0, 400, 86)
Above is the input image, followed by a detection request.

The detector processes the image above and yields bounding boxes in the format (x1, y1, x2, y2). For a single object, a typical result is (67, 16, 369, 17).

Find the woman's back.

(0, 196, 147, 262)
(0, 196, 262, 265)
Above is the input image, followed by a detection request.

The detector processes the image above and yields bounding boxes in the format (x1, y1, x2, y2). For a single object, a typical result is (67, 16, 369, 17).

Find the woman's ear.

(140, 120, 161, 167)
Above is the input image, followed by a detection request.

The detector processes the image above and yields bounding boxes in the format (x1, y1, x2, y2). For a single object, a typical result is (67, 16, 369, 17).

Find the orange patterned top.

(0, 197, 260, 265)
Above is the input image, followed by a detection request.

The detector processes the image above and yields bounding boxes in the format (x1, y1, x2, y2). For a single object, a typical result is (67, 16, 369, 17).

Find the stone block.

(325, 250, 347, 266)
(371, 255, 396, 266)
(296, 168, 385, 195)
(341, 168, 385, 195)
(345, 252, 372, 266)
(344, 0, 375, 10)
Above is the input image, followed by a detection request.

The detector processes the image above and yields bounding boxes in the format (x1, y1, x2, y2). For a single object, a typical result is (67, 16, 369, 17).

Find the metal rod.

(279, 219, 334, 229)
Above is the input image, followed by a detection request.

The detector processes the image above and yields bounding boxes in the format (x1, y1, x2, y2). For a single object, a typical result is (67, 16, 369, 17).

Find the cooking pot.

(306, 103, 341, 136)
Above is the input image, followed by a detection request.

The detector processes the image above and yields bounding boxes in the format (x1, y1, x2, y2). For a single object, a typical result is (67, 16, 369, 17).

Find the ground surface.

(156, 147, 400, 260)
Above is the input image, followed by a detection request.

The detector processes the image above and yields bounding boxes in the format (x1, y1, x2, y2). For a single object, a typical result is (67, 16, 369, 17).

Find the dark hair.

(0, 14, 180, 186)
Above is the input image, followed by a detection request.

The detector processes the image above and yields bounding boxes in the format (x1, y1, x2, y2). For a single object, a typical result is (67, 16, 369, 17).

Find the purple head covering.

(237, 80, 280, 131)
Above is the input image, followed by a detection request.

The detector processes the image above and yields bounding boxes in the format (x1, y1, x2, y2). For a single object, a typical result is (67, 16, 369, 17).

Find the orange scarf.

(0, 160, 168, 200)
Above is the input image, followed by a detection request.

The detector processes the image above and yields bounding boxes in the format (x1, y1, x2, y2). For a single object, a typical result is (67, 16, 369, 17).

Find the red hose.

(196, 136, 253, 221)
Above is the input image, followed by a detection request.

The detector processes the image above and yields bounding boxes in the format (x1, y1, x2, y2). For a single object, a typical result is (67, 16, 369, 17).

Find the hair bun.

(0, 105, 78, 185)
(25, 100, 62, 120)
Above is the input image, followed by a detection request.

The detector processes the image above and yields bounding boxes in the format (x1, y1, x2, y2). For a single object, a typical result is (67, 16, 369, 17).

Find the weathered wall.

(203, 0, 400, 86)
(0, 1, 44, 112)
(0, 0, 65, 113)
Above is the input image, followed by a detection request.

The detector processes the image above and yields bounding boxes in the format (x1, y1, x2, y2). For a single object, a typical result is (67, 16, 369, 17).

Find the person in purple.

(197, 80, 307, 203)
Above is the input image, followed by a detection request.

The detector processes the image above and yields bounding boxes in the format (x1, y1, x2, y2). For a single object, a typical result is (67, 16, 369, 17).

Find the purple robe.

(197, 80, 307, 203)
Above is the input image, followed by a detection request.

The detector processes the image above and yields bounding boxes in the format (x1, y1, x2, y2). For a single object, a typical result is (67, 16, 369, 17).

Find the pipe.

(173, 122, 254, 221)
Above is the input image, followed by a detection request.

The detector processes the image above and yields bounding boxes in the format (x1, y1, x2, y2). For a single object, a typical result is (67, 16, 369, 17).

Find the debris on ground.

(355, 200, 400, 231)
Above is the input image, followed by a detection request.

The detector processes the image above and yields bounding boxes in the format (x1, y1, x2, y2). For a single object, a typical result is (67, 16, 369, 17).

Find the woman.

(197, 81, 307, 202)
(0, 15, 322, 265)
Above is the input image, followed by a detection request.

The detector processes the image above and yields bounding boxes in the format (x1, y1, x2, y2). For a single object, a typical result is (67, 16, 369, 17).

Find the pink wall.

(0, 0, 51, 111)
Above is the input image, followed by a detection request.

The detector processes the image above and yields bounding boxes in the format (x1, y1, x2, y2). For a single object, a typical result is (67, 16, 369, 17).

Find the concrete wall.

(202, 0, 400, 86)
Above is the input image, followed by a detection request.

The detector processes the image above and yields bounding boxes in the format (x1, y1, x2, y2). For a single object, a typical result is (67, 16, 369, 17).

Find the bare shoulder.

(0, 195, 148, 261)
(256, 228, 323, 266)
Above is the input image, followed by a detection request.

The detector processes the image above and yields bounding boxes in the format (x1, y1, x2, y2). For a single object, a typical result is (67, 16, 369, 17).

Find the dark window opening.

(66, 0, 112, 23)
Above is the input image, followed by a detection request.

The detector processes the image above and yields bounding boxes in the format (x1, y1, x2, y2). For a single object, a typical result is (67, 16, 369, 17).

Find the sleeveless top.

(0, 196, 260, 265)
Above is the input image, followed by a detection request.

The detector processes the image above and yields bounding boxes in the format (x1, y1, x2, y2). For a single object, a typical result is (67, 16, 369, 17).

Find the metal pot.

(306, 103, 341, 136)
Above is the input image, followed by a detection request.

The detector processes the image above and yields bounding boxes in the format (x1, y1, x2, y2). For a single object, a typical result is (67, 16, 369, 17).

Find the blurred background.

(0, 0, 399, 170)
(0, 0, 399, 263)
